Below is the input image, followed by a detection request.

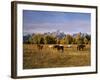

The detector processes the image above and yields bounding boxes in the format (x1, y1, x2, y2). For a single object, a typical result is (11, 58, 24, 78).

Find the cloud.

(23, 19, 90, 35)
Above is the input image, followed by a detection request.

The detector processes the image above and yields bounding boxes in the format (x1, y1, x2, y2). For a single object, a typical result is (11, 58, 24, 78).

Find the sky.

(23, 10, 91, 35)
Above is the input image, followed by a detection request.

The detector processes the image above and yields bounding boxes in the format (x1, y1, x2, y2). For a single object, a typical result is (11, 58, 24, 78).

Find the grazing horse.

(53, 45, 64, 52)
(48, 45, 53, 48)
(37, 44, 43, 50)
(67, 45, 72, 48)
(77, 44, 85, 51)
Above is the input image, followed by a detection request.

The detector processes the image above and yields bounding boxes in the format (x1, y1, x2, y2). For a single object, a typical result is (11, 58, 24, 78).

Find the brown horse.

(77, 44, 85, 51)
(53, 45, 64, 52)
(37, 44, 43, 50)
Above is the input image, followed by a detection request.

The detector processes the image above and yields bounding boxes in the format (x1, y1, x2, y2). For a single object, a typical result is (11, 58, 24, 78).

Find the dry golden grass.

(23, 44, 91, 69)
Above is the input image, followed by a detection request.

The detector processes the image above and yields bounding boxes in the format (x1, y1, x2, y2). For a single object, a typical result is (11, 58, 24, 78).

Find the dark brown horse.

(77, 44, 85, 51)
(53, 45, 64, 52)
(37, 44, 43, 50)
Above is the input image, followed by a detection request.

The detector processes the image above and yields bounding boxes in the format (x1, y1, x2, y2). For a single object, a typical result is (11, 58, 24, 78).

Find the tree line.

(23, 32, 91, 44)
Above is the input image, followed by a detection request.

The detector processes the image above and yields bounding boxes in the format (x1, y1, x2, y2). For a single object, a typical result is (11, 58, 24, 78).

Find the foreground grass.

(23, 44, 91, 69)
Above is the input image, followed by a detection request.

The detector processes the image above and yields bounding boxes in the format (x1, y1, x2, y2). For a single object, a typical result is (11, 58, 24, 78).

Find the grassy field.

(23, 44, 91, 69)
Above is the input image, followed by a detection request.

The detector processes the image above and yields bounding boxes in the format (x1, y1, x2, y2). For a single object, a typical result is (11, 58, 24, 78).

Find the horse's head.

(83, 44, 86, 47)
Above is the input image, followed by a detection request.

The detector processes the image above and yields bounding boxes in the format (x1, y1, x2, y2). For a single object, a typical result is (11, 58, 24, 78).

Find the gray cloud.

(23, 19, 90, 35)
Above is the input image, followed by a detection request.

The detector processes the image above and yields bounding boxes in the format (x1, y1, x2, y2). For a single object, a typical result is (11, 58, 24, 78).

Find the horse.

(66, 45, 72, 48)
(77, 44, 85, 51)
(53, 44, 64, 52)
(37, 44, 43, 50)
(48, 45, 54, 48)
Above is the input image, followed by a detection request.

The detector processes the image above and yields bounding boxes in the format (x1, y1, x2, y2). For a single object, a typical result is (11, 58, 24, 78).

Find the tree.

(28, 36, 33, 44)
(75, 32, 84, 44)
(23, 35, 31, 44)
(30, 34, 44, 44)
(72, 38, 77, 44)
(84, 38, 88, 44)
(40, 37, 45, 44)
(60, 38, 66, 44)
(56, 38, 60, 44)
(84, 34, 91, 44)
(44, 35, 56, 44)
(64, 34, 73, 44)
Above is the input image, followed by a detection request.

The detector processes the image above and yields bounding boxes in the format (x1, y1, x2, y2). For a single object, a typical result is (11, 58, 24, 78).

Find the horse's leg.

(57, 47, 59, 51)
(77, 46, 79, 51)
(79, 47, 80, 51)
(62, 47, 64, 52)
(82, 47, 84, 51)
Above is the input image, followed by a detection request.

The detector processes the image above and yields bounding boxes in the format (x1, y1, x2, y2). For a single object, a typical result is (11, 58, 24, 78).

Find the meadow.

(23, 44, 91, 69)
